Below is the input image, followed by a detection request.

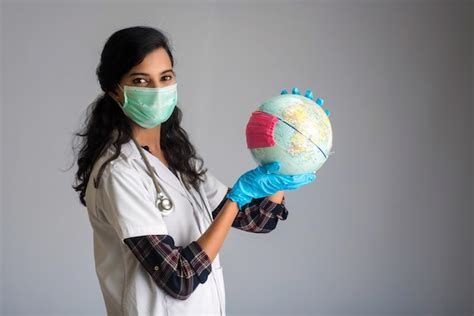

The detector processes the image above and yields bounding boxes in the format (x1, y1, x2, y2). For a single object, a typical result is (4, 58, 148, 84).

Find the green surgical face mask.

(115, 83, 178, 128)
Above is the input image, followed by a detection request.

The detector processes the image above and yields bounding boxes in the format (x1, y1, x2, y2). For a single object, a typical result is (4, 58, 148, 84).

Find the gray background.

(1, 0, 473, 315)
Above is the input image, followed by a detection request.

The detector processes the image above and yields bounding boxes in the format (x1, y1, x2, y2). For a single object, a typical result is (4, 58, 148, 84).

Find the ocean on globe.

(245, 93, 333, 175)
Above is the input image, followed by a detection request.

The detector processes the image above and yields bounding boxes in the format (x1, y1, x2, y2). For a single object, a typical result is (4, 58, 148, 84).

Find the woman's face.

(110, 47, 176, 104)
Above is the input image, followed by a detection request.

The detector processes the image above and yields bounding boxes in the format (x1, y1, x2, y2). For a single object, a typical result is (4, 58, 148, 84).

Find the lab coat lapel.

(122, 138, 188, 199)
(147, 155, 188, 199)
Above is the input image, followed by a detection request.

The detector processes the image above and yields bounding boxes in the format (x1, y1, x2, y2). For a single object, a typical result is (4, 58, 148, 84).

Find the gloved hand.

(226, 161, 316, 209)
(281, 87, 331, 117)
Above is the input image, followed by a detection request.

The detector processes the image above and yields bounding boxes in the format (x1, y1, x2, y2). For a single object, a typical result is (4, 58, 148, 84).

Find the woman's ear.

(108, 89, 121, 102)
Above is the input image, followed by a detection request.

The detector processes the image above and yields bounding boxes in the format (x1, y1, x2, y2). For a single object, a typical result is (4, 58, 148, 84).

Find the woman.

(72, 26, 327, 316)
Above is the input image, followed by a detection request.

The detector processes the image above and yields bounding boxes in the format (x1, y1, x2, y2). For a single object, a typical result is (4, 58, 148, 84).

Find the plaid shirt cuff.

(252, 195, 288, 220)
(124, 235, 212, 300)
(181, 241, 212, 284)
(212, 188, 289, 233)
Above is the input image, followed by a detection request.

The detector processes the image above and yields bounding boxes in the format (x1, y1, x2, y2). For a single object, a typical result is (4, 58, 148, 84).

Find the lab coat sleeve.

(201, 168, 229, 212)
(98, 163, 168, 241)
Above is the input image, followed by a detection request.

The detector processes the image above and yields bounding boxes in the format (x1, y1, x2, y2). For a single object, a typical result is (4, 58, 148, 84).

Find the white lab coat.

(84, 136, 229, 316)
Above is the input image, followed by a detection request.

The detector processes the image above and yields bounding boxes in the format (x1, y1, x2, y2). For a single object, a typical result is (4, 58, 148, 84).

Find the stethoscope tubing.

(131, 135, 174, 215)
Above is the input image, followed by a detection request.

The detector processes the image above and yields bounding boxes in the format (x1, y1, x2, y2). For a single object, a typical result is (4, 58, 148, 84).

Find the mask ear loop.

(111, 84, 125, 109)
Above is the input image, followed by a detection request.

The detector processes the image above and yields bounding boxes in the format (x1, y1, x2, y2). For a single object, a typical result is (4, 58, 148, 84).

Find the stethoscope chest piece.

(156, 192, 173, 216)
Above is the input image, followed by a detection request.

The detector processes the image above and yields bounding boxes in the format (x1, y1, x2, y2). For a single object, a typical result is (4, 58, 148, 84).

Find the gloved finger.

(280, 179, 305, 190)
(261, 161, 281, 174)
(279, 174, 316, 190)
(292, 87, 301, 95)
(291, 173, 317, 185)
(271, 173, 316, 190)
(304, 89, 314, 100)
(281, 178, 312, 190)
(325, 108, 331, 117)
(281, 184, 299, 191)
(315, 98, 324, 107)
(280, 88, 288, 95)
(262, 174, 295, 191)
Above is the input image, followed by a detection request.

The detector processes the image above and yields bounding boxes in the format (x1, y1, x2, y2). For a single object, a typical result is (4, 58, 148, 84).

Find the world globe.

(245, 93, 333, 175)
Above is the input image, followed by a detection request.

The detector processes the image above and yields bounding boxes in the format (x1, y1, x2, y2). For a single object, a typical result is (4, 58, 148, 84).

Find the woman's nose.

(149, 81, 170, 89)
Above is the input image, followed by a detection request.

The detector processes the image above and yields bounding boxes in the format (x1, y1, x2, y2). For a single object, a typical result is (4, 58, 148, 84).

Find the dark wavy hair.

(71, 26, 207, 207)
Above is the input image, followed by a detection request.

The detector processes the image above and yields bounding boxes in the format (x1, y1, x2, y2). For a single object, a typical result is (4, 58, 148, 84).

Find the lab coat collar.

(119, 137, 188, 199)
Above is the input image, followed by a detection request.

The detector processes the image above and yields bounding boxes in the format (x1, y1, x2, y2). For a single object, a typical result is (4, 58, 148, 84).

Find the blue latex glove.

(226, 161, 316, 209)
(281, 87, 331, 117)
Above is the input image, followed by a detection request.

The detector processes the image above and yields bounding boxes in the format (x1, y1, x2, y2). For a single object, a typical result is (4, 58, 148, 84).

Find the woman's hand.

(281, 87, 331, 117)
(226, 161, 316, 209)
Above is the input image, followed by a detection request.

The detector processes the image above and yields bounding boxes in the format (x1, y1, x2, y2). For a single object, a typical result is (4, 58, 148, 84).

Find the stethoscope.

(131, 135, 174, 216)
(130, 135, 215, 225)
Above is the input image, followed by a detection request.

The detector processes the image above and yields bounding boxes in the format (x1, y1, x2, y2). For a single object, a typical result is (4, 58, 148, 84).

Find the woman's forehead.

(128, 47, 172, 74)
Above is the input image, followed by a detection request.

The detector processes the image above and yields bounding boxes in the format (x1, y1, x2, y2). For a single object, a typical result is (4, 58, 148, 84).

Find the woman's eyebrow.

(160, 69, 175, 75)
(128, 69, 175, 77)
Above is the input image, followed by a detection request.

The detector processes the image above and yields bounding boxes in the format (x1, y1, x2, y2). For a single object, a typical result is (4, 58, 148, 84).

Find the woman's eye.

(162, 75, 173, 81)
(133, 78, 148, 85)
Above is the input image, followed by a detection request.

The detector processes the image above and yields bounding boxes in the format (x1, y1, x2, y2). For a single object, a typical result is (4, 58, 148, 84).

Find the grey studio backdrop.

(0, 0, 473, 315)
